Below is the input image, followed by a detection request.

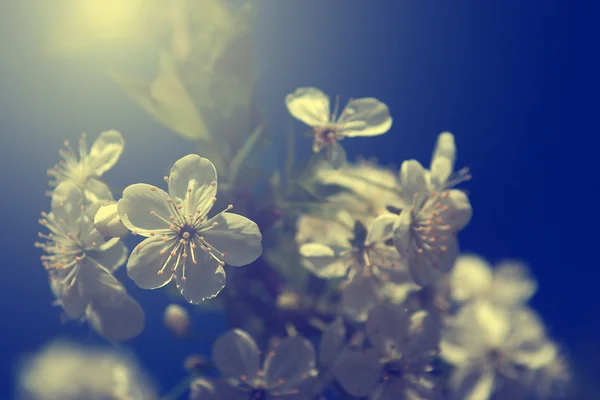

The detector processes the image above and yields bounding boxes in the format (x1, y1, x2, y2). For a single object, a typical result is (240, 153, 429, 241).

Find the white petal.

(319, 318, 346, 368)
(365, 303, 410, 358)
(126, 237, 174, 289)
(323, 141, 347, 170)
(443, 190, 472, 231)
(86, 295, 145, 342)
(118, 183, 174, 236)
(472, 302, 511, 349)
(399, 160, 429, 201)
(264, 336, 316, 392)
(285, 87, 331, 127)
(299, 243, 351, 278)
(168, 155, 218, 217)
(51, 181, 83, 226)
(87, 130, 124, 176)
(430, 132, 456, 185)
(83, 179, 114, 204)
(440, 339, 471, 366)
(189, 378, 220, 400)
(77, 260, 128, 305)
(201, 213, 262, 267)
(49, 275, 88, 318)
(338, 97, 392, 137)
(212, 329, 261, 382)
(367, 214, 397, 244)
(94, 201, 129, 238)
(407, 235, 459, 286)
(449, 364, 495, 400)
(175, 256, 226, 304)
(332, 348, 382, 397)
(450, 254, 493, 303)
(342, 272, 380, 322)
(505, 308, 555, 368)
(89, 241, 128, 272)
(491, 262, 537, 305)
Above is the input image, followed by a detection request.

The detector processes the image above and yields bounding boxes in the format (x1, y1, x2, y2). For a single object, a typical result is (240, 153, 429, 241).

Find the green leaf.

(109, 51, 211, 142)
(227, 123, 265, 187)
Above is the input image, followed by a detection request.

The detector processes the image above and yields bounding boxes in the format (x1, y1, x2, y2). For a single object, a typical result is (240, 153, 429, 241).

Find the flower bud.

(94, 201, 129, 238)
(163, 304, 190, 337)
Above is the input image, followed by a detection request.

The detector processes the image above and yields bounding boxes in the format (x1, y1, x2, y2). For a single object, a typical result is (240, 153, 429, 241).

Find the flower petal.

(319, 318, 346, 368)
(51, 181, 83, 227)
(201, 213, 262, 267)
(285, 87, 331, 127)
(264, 336, 316, 392)
(367, 214, 397, 244)
(299, 243, 351, 278)
(83, 179, 114, 204)
(332, 348, 382, 397)
(342, 272, 380, 322)
(492, 262, 537, 306)
(399, 160, 430, 203)
(126, 236, 174, 289)
(430, 132, 456, 186)
(338, 97, 392, 137)
(168, 155, 218, 217)
(87, 130, 124, 176)
(86, 295, 145, 342)
(49, 275, 88, 319)
(212, 329, 261, 382)
(77, 261, 128, 306)
(450, 254, 493, 303)
(449, 363, 495, 400)
(443, 190, 472, 231)
(366, 303, 411, 358)
(175, 256, 226, 304)
(88, 241, 128, 272)
(118, 183, 174, 235)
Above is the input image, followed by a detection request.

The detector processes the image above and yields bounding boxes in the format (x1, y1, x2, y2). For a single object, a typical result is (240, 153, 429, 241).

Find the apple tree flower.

(36, 181, 144, 341)
(332, 304, 441, 399)
(211, 329, 316, 399)
(118, 154, 263, 304)
(285, 87, 392, 169)
(47, 130, 124, 202)
(300, 214, 411, 321)
(450, 254, 537, 307)
(440, 302, 557, 400)
(94, 200, 129, 238)
(391, 156, 472, 286)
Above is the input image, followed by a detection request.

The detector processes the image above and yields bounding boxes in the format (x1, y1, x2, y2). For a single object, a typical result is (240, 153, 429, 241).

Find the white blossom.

(285, 87, 392, 168)
(332, 304, 440, 399)
(36, 181, 143, 341)
(47, 130, 124, 202)
(211, 329, 316, 399)
(94, 200, 129, 238)
(300, 215, 410, 321)
(440, 302, 557, 400)
(118, 154, 263, 304)
(391, 133, 472, 286)
(450, 254, 537, 307)
(17, 341, 157, 400)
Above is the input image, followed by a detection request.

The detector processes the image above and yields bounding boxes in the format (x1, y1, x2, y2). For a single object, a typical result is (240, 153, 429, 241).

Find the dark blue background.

(0, 1, 597, 398)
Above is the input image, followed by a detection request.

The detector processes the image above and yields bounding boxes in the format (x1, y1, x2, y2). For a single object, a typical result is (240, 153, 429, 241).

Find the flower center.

(314, 125, 339, 145)
(178, 224, 197, 241)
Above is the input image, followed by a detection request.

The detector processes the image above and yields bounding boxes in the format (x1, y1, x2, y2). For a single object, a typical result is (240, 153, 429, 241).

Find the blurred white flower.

(392, 145, 472, 285)
(285, 87, 392, 169)
(211, 329, 316, 399)
(17, 341, 157, 400)
(47, 130, 124, 202)
(163, 303, 191, 337)
(332, 304, 440, 399)
(94, 200, 129, 238)
(300, 215, 410, 321)
(450, 254, 537, 307)
(118, 154, 263, 304)
(36, 181, 143, 341)
(440, 302, 557, 400)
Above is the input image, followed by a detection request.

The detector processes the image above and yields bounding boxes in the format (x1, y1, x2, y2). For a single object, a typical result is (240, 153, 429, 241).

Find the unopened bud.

(94, 201, 128, 238)
(163, 304, 190, 337)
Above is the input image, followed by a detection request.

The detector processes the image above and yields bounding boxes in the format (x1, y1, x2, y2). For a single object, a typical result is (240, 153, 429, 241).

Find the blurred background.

(0, 0, 597, 398)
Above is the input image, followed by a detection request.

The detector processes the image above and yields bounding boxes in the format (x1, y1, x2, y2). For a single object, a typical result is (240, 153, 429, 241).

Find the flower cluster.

(26, 59, 570, 399)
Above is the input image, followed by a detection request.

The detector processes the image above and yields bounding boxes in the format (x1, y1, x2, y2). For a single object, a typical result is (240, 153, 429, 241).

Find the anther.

(150, 186, 157, 191)
(210, 181, 216, 186)
(150, 211, 157, 216)
(163, 176, 169, 183)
